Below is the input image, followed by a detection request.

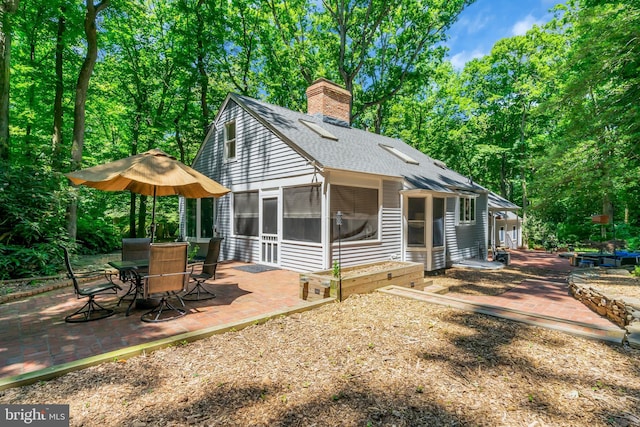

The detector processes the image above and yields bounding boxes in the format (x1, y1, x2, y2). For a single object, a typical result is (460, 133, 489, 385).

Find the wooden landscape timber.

(300, 261, 424, 301)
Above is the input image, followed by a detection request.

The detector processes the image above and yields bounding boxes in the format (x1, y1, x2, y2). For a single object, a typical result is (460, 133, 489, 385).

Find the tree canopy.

(0, 0, 638, 278)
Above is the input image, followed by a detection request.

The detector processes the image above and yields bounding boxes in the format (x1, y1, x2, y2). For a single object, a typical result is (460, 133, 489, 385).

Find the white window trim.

(282, 184, 323, 244)
(224, 120, 237, 162)
(231, 190, 259, 239)
(432, 196, 445, 249)
(457, 195, 477, 225)
(407, 197, 426, 248)
(329, 182, 382, 246)
(186, 198, 217, 242)
(405, 195, 446, 250)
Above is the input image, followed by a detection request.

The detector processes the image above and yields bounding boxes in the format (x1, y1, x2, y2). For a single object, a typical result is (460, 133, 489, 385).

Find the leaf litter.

(1, 264, 639, 426)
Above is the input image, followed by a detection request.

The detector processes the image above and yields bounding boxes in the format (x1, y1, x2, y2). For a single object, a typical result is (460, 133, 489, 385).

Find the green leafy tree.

(0, 0, 20, 160)
(534, 0, 640, 242)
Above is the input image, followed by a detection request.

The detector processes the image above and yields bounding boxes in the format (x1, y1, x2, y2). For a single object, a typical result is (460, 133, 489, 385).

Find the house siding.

(330, 208, 402, 267)
(194, 101, 314, 185)
(490, 214, 521, 249)
(405, 251, 428, 266)
(193, 100, 317, 268)
(188, 93, 493, 275)
(281, 242, 324, 272)
(445, 193, 488, 265)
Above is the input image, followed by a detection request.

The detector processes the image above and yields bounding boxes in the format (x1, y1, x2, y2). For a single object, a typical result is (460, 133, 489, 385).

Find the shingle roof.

(231, 93, 486, 194)
(488, 191, 520, 210)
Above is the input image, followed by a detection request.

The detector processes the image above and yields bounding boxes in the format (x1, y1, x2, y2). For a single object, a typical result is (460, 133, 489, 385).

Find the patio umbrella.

(65, 148, 230, 241)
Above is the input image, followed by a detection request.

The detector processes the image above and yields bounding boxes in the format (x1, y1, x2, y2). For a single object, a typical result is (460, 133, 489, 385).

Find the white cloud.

(511, 14, 545, 36)
(450, 49, 487, 70)
(458, 13, 492, 35)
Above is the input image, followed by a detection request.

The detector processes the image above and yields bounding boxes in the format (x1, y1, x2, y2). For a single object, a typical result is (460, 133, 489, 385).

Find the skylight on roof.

(299, 119, 338, 140)
(433, 159, 446, 169)
(379, 144, 419, 165)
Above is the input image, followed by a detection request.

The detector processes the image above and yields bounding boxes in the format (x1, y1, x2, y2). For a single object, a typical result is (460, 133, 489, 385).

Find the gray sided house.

(488, 192, 522, 250)
(183, 79, 490, 273)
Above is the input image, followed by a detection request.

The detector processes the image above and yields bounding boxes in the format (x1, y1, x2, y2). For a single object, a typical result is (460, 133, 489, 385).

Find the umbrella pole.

(151, 187, 157, 243)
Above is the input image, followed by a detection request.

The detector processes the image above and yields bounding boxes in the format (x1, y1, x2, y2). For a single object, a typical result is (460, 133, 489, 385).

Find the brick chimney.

(306, 78, 351, 125)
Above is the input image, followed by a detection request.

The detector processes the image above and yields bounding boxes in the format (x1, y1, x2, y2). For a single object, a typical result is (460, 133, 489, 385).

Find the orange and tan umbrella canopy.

(66, 149, 229, 241)
(65, 148, 229, 198)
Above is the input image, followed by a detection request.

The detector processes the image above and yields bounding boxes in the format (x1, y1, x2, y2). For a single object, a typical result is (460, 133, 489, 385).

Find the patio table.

(108, 259, 150, 316)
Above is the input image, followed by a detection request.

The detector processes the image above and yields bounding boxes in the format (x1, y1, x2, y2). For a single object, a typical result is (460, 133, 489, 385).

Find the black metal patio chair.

(60, 246, 122, 323)
(183, 237, 222, 301)
(116, 238, 151, 309)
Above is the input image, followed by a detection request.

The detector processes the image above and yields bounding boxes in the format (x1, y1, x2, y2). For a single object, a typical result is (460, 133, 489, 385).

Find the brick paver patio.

(0, 250, 623, 383)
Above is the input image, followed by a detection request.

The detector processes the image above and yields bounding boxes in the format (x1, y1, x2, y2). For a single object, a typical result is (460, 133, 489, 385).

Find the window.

(499, 226, 505, 243)
(283, 185, 321, 242)
(331, 185, 379, 242)
(407, 198, 425, 247)
(379, 144, 419, 165)
(262, 198, 278, 235)
(200, 198, 214, 238)
(224, 121, 236, 160)
(433, 197, 445, 247)
(299, 119, 338, 140)
(408, 197, 445, 248)
(187, 199, 197, 237)
(459, 195, 476, 224)
(186, 198, 216, 238)
(234, 191, 258, 236)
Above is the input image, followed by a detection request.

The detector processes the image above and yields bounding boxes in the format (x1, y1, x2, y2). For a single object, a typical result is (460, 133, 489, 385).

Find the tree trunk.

(25, 40, 35, 147)
(67, 0, 110, 241)
(51, 7, 65, 169)
(519, 102, 528, 249)
(195, 0, 209, 137)
(70, 0, 109, 171)
(128, 113, 141, 238)
(0, 0, 19, 161)
(137, 195, 147, 238)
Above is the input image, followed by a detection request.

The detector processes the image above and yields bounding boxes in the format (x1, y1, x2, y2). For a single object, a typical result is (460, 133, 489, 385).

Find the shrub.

(0, 161, 69, 278)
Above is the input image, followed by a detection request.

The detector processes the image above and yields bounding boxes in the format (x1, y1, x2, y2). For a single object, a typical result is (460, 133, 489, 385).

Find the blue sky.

(445, 0, 561, 69)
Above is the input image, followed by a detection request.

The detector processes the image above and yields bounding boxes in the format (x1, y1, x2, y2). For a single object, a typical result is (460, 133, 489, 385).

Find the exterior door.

(261, 196, 279, 264)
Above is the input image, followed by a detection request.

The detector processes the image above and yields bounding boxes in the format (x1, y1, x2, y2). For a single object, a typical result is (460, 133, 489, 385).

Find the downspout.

(492, 213, 496, 259)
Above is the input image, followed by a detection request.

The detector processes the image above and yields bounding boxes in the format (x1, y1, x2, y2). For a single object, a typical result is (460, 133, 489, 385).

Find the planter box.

(299, 261, 424, 302)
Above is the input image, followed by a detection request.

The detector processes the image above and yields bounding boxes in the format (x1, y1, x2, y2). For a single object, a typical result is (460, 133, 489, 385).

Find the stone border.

(0, 274, 112, 304)
(0, 279, 71, 304)
(568, 269, 640, 349)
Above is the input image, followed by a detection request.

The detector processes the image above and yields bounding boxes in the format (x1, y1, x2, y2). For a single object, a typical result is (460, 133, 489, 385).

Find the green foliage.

(76, 215, 120, 255)
(0, 161, 122, 277)
(2, 0, 640, 264)
(332, 260, 340, 278)
(0, 162, 67, 245)
(0, 243, 61, 280)
(188, 244, 200, 261)
(522, 215, 552, 249)
(0, 161, 70, 278)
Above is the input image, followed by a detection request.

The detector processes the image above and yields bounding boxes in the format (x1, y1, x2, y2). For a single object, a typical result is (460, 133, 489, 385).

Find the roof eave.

(230, 93, 323, 170)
